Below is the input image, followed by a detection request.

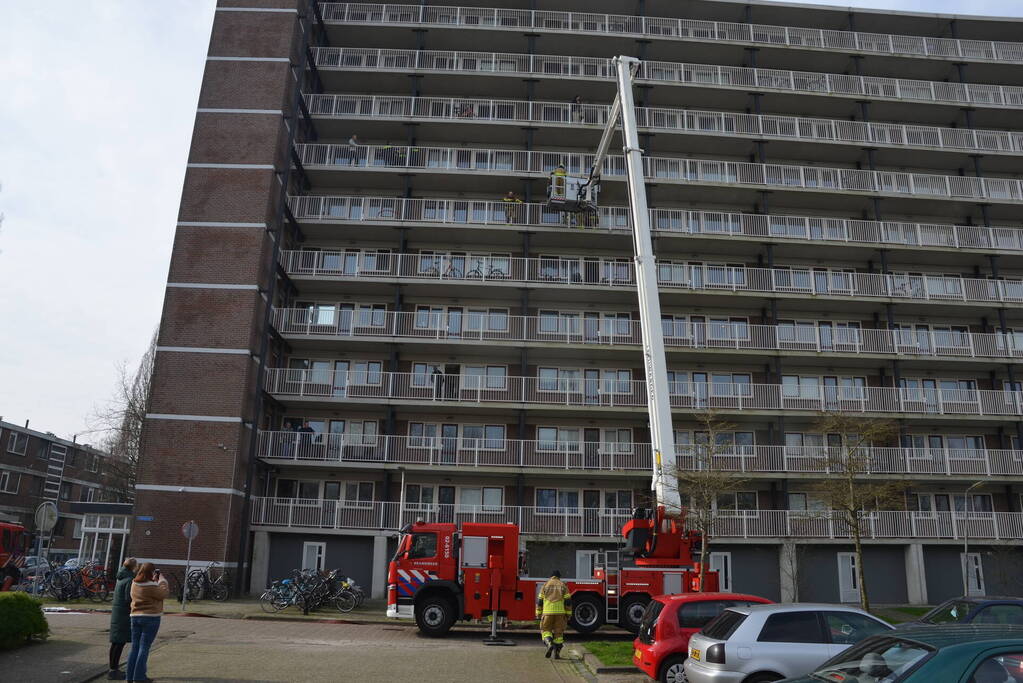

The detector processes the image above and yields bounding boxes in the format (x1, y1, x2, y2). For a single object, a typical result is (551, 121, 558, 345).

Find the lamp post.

(397, 467, 406, 530)
(962, 480, 985, 597)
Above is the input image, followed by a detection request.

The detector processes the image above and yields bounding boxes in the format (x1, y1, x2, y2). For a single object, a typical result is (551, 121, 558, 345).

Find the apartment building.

(135, 0, 1023, 603)
(0, 420, 120, 563)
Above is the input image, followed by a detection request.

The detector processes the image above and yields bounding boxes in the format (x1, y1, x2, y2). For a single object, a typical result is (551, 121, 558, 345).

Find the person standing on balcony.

(536, 570, 572, 659)
(570, 95, 584, 123)
(343, 133, 362, 166)
(432, 366, 445, 398)
(298, 421, 315, 459)
(502, 190, 523, 224)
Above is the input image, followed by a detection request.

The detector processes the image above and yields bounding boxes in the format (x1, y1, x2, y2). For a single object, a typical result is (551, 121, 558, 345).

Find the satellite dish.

(35, 502, 58, 532)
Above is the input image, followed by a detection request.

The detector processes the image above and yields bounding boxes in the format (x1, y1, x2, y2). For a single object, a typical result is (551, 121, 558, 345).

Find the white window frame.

(535, 487, 581, 515)
(349, 360, 383, 386)
(536, 426, 581, 452)
(466, 307, 509, 333)
(340, 481, 375, 508)
(302, 541, 326, 572)
(7, 432, 28, 456)
(0, 470, 21, 494)
(457, 486, 503, 513)
(462, 364, 508, 390)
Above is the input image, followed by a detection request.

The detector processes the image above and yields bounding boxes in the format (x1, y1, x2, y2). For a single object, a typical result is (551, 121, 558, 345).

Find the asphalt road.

(3, 612, 596, 682)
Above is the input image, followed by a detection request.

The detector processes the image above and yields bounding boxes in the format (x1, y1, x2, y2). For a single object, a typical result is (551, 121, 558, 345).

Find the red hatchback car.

(633, 592, 773, 683)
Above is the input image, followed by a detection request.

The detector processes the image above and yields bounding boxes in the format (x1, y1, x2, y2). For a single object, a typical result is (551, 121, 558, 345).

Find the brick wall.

(131, 3, 305, 567)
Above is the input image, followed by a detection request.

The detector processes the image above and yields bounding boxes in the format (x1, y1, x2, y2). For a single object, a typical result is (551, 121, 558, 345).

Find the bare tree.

(667, 412, 751, 591)
(91, 329, 158, 501)
(808, 413, 901, 612)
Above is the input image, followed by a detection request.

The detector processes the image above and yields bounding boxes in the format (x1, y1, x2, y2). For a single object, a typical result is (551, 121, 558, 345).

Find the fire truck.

(387, 56, 720, 636)
(0, 521, 28, 591)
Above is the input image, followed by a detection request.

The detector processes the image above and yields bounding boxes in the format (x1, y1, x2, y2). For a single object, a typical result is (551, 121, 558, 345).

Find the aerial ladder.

(547, 56, 693, 566)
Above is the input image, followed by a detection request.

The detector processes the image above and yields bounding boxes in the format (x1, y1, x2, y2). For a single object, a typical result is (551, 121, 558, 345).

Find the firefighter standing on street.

(536, 570, 572, 659)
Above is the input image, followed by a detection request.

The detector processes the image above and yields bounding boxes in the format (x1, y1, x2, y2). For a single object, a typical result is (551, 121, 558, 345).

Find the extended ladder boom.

(608, 57, 682, 519)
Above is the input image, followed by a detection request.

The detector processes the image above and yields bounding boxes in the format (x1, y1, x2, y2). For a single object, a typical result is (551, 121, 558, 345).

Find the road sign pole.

(32, 502, 58, 597)
(180, 520, 199, 612)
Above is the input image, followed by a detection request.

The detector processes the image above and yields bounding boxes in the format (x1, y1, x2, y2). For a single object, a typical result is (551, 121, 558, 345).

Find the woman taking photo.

(107, 557, 138, 679)
(126, 562, 169, 683)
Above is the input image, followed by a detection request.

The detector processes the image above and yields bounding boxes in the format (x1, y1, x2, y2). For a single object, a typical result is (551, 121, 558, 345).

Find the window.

(409, 423, 438, 448)
(788, 493, 826, 512)
(968, 653, 1023, 683)
(536, 488, 580, 514)
(463, 365, 507, 390)
(466, 308, 508, 333)
(412, 363, 442, 387)
(85, 454, 99, 472)
(301, 542, 326, 571)
(404, 484, 435, 511)
(758, 611, 826, 643)
(346, 421, 378, 445)
(7, 433, 27, 456)
(603, 490, 632, 513)
(537, 427, 580, 452)
(343, 482, 374, 507)
(79, 487, 96, 503)
(973, 604, 1023, 625)
(823, 612, 891, 645)
(0, 470, 20, 494)
(59, 483, 72, 500)
(783, 375, 820, 399)
(812, 637, 932, 683)
(679, 600, 763, 629)
(602, 429, 633, 454)
(716, 492, 758, 515)
(701, 610, 747, 639)
(409, 532, 437, 559)
(350, 361, 382, 385)
(462, 425, 506, 450)
(72, 519, 83, 540)
(538, 367, 581, 392)
(459, 487, 503, 512)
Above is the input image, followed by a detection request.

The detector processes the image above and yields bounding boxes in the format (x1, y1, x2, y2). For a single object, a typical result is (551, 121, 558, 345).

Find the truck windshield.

(409, 533, 437, 559)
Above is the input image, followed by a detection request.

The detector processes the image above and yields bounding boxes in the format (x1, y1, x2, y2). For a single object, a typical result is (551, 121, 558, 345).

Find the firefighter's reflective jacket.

(535, 577, 573, 617)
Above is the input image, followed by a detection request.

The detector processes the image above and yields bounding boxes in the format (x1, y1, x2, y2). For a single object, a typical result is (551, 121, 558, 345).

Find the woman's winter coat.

(109, 567, 135, 644)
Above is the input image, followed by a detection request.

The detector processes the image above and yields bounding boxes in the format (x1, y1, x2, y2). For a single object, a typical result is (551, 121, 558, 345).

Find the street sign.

(136, 516, 154, 522)
(181, 521, 199, 540)
(34, 502, 58, 532)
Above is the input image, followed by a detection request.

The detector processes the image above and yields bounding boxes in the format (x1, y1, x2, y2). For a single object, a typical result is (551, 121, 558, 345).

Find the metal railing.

(288, 195, 1023, 253)
(320, 3, 1023, 64)
(272, 308, 1023, 361)
(296, 142, 1023, 204)
(309, 47, 1023, 109)
(263, 368, 1023, 417)
(307, 93, 1023, 156)
(256, 431, 1023, 476)
(250, 497, 1023, 540)
(279, 251, 1023, 305)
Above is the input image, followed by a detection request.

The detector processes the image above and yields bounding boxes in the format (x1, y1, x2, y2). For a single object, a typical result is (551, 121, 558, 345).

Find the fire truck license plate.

(690, 648, 700, 661)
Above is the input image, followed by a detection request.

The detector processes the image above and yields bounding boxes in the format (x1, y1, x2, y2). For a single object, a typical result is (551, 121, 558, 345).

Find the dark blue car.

(911, 597, 1023, 627)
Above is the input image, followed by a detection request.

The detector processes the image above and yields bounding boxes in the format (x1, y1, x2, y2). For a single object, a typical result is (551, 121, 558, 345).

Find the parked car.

(907, 597, 1023, 627)
(684, 603, 894, 683)
(783, 624, 1023, 682)
(633, 592, 773, 683)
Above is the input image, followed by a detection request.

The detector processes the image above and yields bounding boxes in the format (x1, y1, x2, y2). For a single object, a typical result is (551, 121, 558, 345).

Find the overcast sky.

(0, 0, 1021, 445)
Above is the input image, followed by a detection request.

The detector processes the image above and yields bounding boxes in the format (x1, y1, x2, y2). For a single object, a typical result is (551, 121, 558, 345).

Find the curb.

(579, 646, 642, 675)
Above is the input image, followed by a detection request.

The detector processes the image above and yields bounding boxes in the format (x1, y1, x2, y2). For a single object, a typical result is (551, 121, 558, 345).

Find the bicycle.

(422, 262, 463, 279)
(185, 561, 231, 602)
(50, 560, 110, 602)
(465, 264, 506, 279)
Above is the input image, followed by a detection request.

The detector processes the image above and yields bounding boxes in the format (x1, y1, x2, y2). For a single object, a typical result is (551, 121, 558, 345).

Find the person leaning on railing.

(502, 190, 523, 224)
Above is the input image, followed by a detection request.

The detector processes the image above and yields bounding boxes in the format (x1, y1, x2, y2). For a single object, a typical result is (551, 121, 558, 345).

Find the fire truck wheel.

(569, 593, 604, 634)
(415, 594, 456, 637)
(620, 594, 650, 633)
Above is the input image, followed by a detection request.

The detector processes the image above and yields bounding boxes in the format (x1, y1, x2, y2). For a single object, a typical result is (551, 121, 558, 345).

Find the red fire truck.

(387, 56, 721, 637)
(0, 521, 28, 591)
(386, 508, 717, 636)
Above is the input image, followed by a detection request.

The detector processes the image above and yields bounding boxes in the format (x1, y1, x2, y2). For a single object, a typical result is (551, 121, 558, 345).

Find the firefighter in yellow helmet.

(535, 570, 572, 659)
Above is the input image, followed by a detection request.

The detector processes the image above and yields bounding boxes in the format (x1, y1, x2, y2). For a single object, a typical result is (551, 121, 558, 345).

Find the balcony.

(309, 48, 1023, 110)
(319, 3, 1023, 65)
(307, 93, 1023, 157)
(249, 497, 1023, 541)
(263, 369, 1023, 418)
(296, 142, 1023, 205)
(272, 308, 1023, 362)
(256, 432, 1023, 477)
(289, 195, 1023, 253)
(279, 251, 1023, 307)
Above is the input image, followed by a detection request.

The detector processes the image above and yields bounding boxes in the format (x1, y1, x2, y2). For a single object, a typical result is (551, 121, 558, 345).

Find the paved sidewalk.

(1, 612, 593, 682)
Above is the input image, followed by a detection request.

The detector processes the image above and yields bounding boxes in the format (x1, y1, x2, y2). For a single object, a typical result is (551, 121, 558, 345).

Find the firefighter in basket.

(536, 570, 572, 659)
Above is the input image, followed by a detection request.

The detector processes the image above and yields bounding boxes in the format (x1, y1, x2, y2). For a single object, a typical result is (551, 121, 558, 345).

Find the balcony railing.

(272, 308, 1023, 361)
(320, 3, 1023, 64)
(307, 93, 1023, 157)
(257, 432, 1023, 476)
(309, 48, 1023, 110)
(264, 369, 1023, 417)
(296, 142, 1023, 204)
(250, 497, 1023, 540)
(279, 251, 1023, 306)
(289, 195, 1023, 253)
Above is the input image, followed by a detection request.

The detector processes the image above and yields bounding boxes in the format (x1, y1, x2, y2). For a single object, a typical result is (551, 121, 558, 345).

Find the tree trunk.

(851, 516, 869, 613)
(697, 525, 710, 592)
